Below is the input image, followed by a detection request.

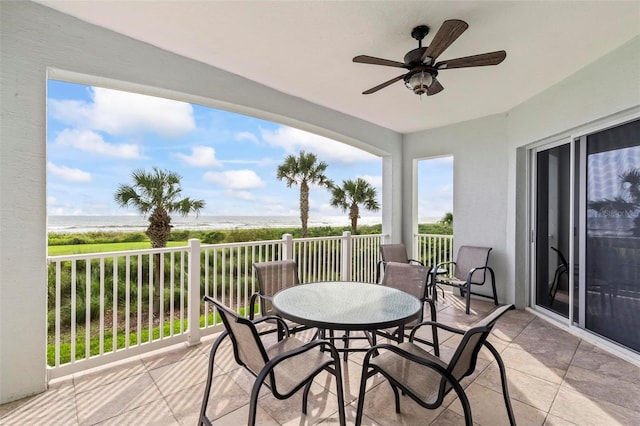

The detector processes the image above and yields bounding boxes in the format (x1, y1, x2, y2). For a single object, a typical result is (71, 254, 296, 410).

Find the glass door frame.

(529, 137, 576, 325)
(527, 107, 640, 359)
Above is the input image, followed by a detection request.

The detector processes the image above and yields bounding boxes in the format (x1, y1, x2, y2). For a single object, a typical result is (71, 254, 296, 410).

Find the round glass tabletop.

(272, 281, 421, 330)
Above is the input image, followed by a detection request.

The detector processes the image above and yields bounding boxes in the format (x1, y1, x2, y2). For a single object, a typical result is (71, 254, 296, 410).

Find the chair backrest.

(380, 244, 410, 264)
(204, 296, 269, 376)
(381, 262, 432, 325)
(253, 260, 300, 315)
(442, 304, 513, 394)
(454, 246, 492, 284)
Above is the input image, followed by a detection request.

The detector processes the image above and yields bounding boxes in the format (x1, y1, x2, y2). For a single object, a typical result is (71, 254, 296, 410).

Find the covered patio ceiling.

(35, 1, 640, 135)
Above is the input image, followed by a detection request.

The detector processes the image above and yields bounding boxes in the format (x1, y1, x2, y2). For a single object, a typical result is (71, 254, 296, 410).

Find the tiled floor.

(2, 295, 640, 425)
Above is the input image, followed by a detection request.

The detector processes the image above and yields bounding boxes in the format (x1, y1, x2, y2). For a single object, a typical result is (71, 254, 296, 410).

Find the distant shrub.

(202, 231, 225, 244)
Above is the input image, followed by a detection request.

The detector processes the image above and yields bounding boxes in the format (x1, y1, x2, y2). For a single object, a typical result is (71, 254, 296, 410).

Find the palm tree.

(440, 212, 453, 226)
(329, 178, 380, 234)
(114, 167, 205, 247)
(277, 151, 332, 237)
(588, 168, 640, 236)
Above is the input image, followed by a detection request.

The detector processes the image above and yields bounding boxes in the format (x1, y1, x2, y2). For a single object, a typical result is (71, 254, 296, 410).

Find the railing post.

(187, 238, 201, 346)
(341, 231, 352, 281)
(282, 233, 293, 260)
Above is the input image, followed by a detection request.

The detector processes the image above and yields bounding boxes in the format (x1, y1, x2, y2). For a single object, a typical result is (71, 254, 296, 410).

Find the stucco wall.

(403, 114, 510, 302)
(403, 36, 640, 309)
(0, 1, 402, 403)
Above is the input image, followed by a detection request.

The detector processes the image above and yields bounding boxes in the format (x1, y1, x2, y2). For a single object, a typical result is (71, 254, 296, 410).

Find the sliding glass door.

(583, 119, 640, 352)
(533, 142, 572, 318)
(532, 117, 640, 353)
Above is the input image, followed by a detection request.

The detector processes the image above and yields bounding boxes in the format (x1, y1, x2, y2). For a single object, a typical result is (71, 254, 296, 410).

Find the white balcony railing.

(46, 232, 451, 379)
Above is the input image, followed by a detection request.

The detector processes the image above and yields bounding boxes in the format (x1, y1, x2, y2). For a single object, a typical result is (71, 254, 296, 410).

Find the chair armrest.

(248, 292, 274, 319)
(435, 261, 456, 269)
(408, 320, 466, 340)
(252, 315, 291, 338)
(465, 265, 494, 285)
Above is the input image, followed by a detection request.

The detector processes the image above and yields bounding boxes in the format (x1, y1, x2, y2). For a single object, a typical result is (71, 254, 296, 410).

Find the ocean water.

(47, 215, 384, 234)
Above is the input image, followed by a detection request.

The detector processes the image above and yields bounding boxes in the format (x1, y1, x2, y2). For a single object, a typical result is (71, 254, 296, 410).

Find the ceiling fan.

(353, 20, 506, 96)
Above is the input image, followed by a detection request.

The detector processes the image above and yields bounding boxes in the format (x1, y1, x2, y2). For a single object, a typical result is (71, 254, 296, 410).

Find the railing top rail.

(47, 245, 190, 262)
(415, 233, 453, 238)
(48, 233, 389, 262)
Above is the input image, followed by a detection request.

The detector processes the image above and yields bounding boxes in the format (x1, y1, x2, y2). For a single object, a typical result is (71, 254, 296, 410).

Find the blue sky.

(46, 80, 452, 220)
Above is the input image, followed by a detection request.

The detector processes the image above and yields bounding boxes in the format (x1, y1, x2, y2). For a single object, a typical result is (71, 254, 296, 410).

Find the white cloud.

(235, 131, 259, 143)
(175, 146, 221, 167)
(55, 129, 141, 159)
(47, 196, 57, 205)
(224, 189, 254, 200)
(47, 161, 92, 182)
(49, 86, 195, 138)
(359, 174, 383, 188)
(203, 169, 266, 190)
(261, 126, 378, 164)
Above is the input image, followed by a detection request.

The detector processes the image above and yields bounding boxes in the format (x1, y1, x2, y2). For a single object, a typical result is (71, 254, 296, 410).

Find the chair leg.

(199, 332, 228, 425)
(489, 268, 499, 306)
(328, 347, 347, 426)
(302, 380, 313, 415)
(355, 363, 375, 426)
(465, 284, 471, 315)
(485, 341, 516, 426)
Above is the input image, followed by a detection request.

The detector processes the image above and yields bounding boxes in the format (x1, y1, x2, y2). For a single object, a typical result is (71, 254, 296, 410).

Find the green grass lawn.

(48, 241, 188, 256)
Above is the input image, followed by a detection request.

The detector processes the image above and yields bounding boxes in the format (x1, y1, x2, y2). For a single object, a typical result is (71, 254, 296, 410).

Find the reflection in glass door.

(534, 143, 572, 318)
(584, 119, 640, 352)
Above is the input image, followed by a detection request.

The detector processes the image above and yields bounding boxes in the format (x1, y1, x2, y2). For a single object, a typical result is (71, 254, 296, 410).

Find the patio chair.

(251, 260, 312, 338)
(549, 246, 568, 305)
(432, 245, 498, 314)
(355, 304, 516, 426)
(377, 243, 424, 282)
(199, 296, 346, 426)
(376, 262, 439, 355)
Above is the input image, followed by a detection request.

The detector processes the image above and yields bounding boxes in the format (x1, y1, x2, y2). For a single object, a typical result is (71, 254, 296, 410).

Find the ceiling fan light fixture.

(405, 70, 433, 96)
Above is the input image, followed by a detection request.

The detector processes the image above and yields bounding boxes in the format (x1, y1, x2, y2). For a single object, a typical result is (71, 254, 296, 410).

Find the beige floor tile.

(549, 387, 640, 425)
(571, 340, 640, 385)
(148, 352, 209, 395)
(165, 375, 248, 424)
(0, 385, 77, 426)
(259, 381, 342, 426)
(542, 413, 579, 426)
(499, 346, 568, 384)
(474, 364, 560, 412)
(75, 372, 163, 425)
(214, 403, 280, 425)
(95, 399, 178, 425)
(514, 319, 581, 354)
(562, 364, 640, 412)
(447, 382, 546, 426)
(141, 342, 204, 371)
(73, 359, 147, 394)
(430, 408, 474, 425)
(355, 380, 446, 426)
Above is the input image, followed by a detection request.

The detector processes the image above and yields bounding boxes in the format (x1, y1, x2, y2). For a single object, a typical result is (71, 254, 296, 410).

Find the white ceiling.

(36, 1, 640, 134)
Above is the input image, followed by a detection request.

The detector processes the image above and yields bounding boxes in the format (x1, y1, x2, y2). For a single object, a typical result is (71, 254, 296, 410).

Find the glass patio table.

(272, 281, 422, 359)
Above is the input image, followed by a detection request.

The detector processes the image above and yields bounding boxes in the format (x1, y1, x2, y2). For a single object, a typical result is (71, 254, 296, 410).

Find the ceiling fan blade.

(362, 74, 406, 95)
(427, 78, 444, 96)
(435, 50, 507, 69)
(421, 19, 468, 63)
(353, 55, 406, 68)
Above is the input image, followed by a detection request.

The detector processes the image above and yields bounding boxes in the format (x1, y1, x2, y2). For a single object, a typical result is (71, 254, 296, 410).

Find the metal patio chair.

(199, 296, 346, 426)
(355, 304, 516, 426)
(376, 262, 439, 354)
(377, 243, 424, 282)
(251, 260, 312, 339)
(432, 245, 498, 314)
